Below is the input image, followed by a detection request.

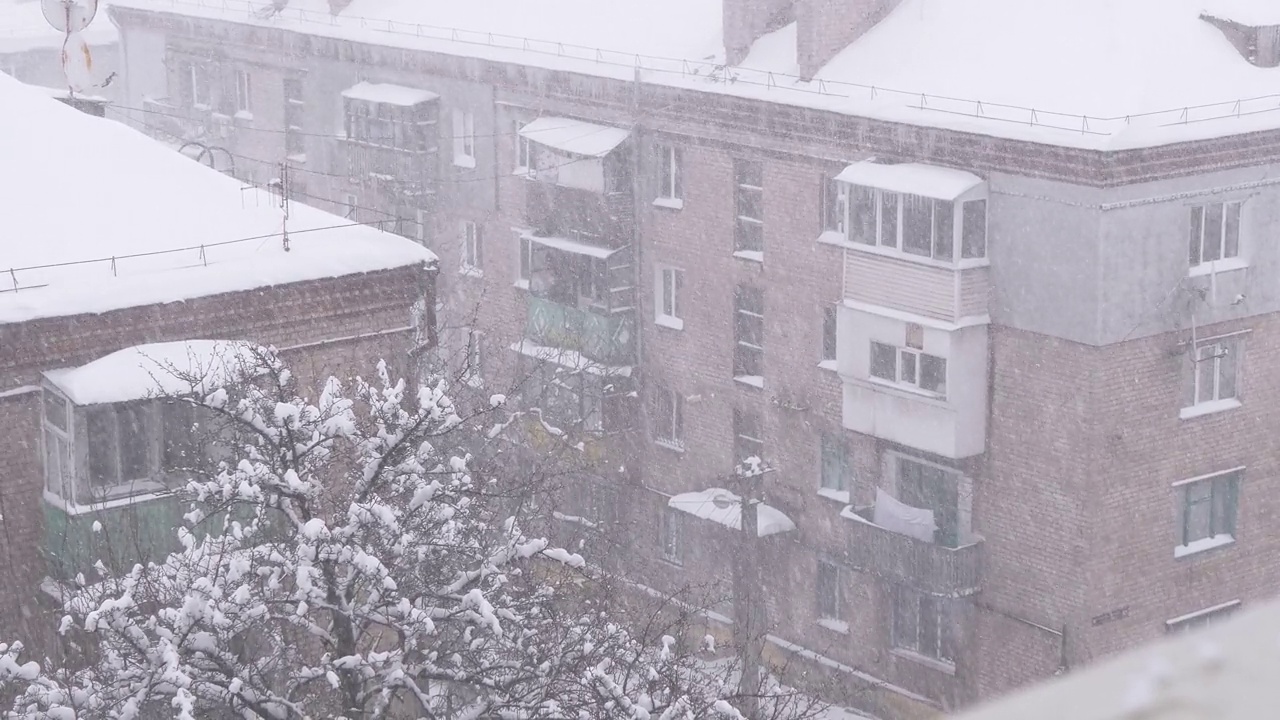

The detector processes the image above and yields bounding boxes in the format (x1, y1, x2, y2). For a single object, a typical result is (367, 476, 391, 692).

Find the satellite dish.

(41, 0, 99, 34)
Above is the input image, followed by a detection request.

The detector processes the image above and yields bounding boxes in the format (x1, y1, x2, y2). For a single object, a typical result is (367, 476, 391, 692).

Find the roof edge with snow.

(519, 116, 631, 158)
(835, 161, 986, 201)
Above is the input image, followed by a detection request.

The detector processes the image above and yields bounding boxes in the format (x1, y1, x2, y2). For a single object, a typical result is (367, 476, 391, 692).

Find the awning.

(835, 161, 984, 201)
(519, 116, 630, 158)
(43, 340, 261, 405)
(340, 82, 439, 107)
(523, 231, 618, 260)
(668, 488, 797, 537)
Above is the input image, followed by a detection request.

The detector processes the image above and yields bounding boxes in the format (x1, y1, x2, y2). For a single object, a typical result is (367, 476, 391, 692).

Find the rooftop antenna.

(41, 0, 99, 97)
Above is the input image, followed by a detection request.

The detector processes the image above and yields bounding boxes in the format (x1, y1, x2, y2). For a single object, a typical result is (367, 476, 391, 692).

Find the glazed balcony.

(841, 506, 983, 596)
(524, 295, 635, 368)
(525, 181, 634, 251)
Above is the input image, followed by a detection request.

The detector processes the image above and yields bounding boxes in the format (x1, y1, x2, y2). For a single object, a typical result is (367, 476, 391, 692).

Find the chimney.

(724, 0, 795, 66)
(795, 0, 903, 80)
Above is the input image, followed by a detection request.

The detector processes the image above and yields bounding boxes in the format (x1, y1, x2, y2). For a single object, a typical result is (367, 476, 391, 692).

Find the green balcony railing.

(44, 494, 188, 581)
(526, 296, 635, 366)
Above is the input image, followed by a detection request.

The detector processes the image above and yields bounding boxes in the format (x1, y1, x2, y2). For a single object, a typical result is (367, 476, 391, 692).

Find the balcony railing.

(525, 295, 634, 367)
(842, 506, 983, 596)
(44, 494, 186, 581)
(525, 182, 634, 250)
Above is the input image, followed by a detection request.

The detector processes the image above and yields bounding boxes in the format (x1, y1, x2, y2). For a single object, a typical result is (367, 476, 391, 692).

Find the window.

(816, 559, 842, 620)
(342, 194, 358, 221)
(660, 505, 684, 565)
(187, 63, 207, 108)
(1189, 201, 1242, 268)
(1166, 600, 1241, 634)
(415, 208, 430, 243)
(653, 385, 684, 449)
(733, 408, 764, 472)
(821, 176, 846, 234)
(896, 456, 961, 547)
(821, 305, 838, 364)
(820, 433, 849, 494)
(283, 77, 305, 156)
(461, 221, 482, 273)
(43, 392, 71, 498)
(659, 145, 682, 201)
(849, 186, 986, 261)
(869, 341, 947, 398)
(1186, 336, 1240, 412)
(734, 286, 764, 385)
(453, 109, 476, 167)
(516, 118, 532, 173)
(892, 586, 957, 665)
(524, 365, 614, 434)
(734, 159, 764, 256)
(235, 70, 252, 114)
(1178, 470, 1240, 552)
(656, 267, 683, 329)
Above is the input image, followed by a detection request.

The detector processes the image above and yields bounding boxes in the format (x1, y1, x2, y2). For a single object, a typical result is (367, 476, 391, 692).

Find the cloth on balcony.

(872, 488, 937, 543)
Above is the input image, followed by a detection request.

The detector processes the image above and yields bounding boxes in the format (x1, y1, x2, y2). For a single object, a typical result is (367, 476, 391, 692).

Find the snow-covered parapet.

(42, 340, 263, 404)
(668, 488, 797, 537)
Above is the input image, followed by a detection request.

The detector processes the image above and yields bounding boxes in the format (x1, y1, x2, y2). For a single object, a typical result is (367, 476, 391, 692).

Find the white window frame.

(733, 285, 765, 387)
(660, 504, 684, 565)
(820, 176, 847, 235)
(653, 385, 684, 450)
(1182, 334, 1242, 419)
(189, 63, 207, 109)
(1173, 467, 1241, 558)
(234, 69, 252, 115)
(655, 144, 683, 208)
(891, 585, 957, 667)
(734, 159, 764, 259)
(869, 341, 947, 399)
(655, 266, 683, 330)
(415, 208, 429, 242)
(461, 220, 482, 276)
(847, 185, 987, 264)
(1189, 200, 1243, 274)
(453, 109, 476, 168)
(516, 130, 533, 176)
(515, 231, 534, 289)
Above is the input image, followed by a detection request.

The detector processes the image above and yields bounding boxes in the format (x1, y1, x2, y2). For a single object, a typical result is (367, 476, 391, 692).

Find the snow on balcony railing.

(118, 0, 1280, 148)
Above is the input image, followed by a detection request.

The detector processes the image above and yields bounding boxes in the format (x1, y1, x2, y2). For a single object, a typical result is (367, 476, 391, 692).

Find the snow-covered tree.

(0, 347, 829, 720)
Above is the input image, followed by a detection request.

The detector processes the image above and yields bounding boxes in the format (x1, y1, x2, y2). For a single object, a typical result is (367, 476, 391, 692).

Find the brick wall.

(0, 264, 429, 641)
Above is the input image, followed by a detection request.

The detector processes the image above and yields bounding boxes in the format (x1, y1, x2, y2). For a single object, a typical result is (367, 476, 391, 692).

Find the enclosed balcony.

(340, 82, 440, 194)
(840, 504, 983, 596)
(525, 295, 634, 367)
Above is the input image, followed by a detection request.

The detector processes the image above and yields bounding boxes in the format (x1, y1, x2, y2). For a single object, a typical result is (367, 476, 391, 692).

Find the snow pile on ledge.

(0, 0, 118, 52)
(43, 340, 262, 405)
(340, 81, 439, 106)
(0, 74, 435, 324)
(519, 117, 630, 157)
(668, 489, 796, 537)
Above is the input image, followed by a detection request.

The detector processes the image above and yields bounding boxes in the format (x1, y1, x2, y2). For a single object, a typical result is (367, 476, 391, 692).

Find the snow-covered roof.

(834, 162, 985, 201)
(519, 117, 630, 158)
(43, 340, 260, 405)
(0, 75, 435, 324)
(108, 0, 1280, 150)
(668, 489, 797, 538)
(954, 597, 1280, 720)
(524, 231, 619, 260)
(0, 0, 117, 53)
(340, 81, 438, 106)
(1200, 0, 1280, 25)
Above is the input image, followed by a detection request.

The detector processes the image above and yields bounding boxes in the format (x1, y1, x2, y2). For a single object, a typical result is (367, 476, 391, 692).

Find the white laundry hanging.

(873, 487, 937, 543)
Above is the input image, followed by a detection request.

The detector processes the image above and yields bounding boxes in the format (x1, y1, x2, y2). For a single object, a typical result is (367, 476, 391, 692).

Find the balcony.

(842, 249, 989, 324)
(525, 182, 634, 251)
(525, 295, 635, 367)
(44, 493, 186, 581)
(841, 506, 983, 596)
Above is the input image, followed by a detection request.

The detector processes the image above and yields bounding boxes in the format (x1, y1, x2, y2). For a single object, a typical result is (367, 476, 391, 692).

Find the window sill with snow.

(734, 375, 765, 390)
(732, 250, 764, 264)
(1188, 256, 1248, 278)
(652, 197, 684, 211)
(816, 618, 849, 635)
(891, 648, 956, 675)
(816, 488, 851, 505)
(1179, 397, 1241, 420)
(1174, 533, 1235, 559)
(656, 315, 684, 331)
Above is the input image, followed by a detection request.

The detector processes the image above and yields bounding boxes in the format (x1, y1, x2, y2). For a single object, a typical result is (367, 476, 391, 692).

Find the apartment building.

(105, 0, 1280, 714)
(0, 75, 435, 644)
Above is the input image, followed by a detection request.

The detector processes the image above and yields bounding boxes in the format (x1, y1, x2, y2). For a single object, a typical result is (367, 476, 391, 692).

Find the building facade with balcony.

(0, 75, 436, 646)
(105, 0, 1280, 714)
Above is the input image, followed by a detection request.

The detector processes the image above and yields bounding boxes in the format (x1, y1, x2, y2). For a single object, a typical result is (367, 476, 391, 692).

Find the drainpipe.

(629, 65, 645, 477)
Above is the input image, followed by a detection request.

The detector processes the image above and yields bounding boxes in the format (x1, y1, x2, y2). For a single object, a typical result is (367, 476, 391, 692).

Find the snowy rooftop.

(0, 0, 117, 53)
(109, 0, 1280, 150)
(44, 340, 260, 405)
(954, 597, 1280, 720)
(0, 74, 435, 324)
(668, 489, 797, 538)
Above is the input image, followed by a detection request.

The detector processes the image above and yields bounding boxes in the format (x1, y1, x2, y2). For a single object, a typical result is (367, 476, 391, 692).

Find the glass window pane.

(86, 407, 117, 489)
(939, 600, 958, 663)
(893, 586, 919, 651)
(43, 391, 68, 431)
(662, 269, 674, 316)
(736, 159, 762, 188)
(735, 220, 763, 252)
(1218, 342, 1238, 400)
(816, 561, 838, 618)
(961, 200, 987, 259)
(1203, 203, 1224, 262)
(1197, 348, 1217, 403)
(920, 354, 947, 396)
(1190, 206, 1204, 265)
(870, 342, 896, 380)
(162, 402, 199, 473)
(44, 428, 65, 497)
(1224, 202, 1241, 258)
(738, 188, 764, 221)
(850, 187, 877, 245)
(1184, 483, 1213, 543)
(880, 192, 899, 248)
(1212, 475, 1239, 536)
(900, 350, 917, 385)
(118, 404, 153, 482)
(901, 195, 932, 256)
(822, 306, 838, 361)
(920, 596, 941, 658)
(934, 200, 954, 261)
